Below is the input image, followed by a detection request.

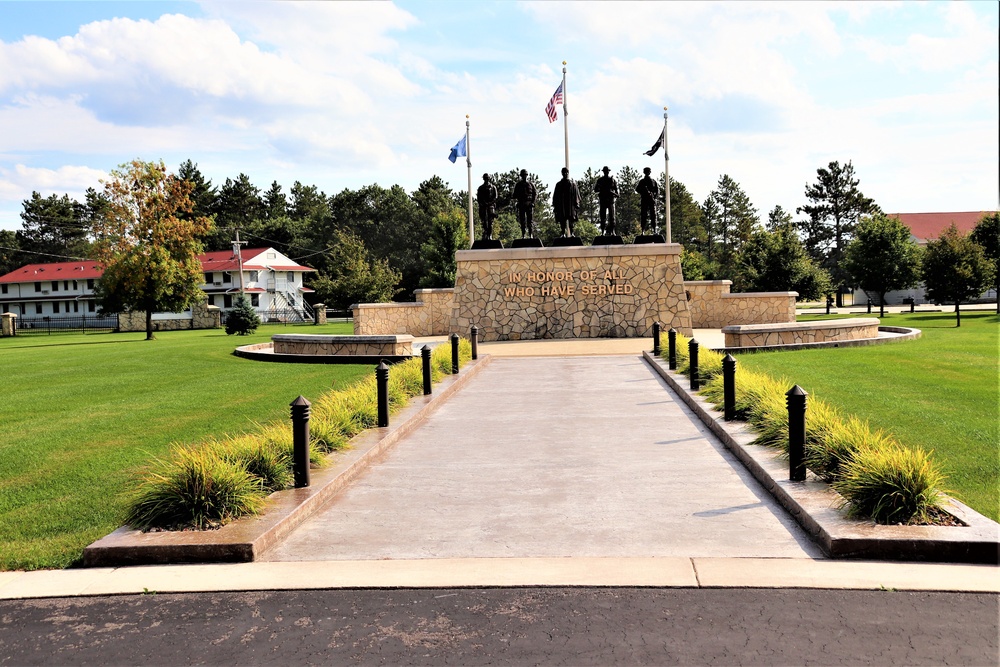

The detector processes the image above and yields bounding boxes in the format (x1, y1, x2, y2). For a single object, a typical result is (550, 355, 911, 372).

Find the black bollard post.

(376, 361, 389, 428)
(421, 345, 432, 395)
(910, 299, 915, 314)
(867, 301, 872, 314)
(450, 333, 460, 374)
(470, 325, 479, 360)
(722, 354, 737, 421)
(652, 321, 661, 355)
(668, 328, 677, 370)
(787, 385, 808, 482)
(826, 295, 832, 315)
(290, 396, 311, 488)
(689, 339, 700, 391)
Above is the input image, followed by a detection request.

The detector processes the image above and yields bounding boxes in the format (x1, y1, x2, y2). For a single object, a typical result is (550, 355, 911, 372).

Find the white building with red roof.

(0, 247, 315, 324)
(852, 211, 996, 306)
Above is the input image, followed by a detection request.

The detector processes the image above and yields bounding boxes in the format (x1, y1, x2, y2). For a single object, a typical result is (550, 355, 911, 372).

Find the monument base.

(510, 238, 544, 248)
(451, 244, 693, 341)
(471, 239, 504, 250)
(551, 236, 584, 247)
(633, 234, 665, 244)
(592, 235, 624, 246)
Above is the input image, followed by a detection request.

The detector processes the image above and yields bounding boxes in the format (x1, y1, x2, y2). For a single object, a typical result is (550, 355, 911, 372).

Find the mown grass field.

(738, 311, 999, 521)
(0, 323, 368, 570)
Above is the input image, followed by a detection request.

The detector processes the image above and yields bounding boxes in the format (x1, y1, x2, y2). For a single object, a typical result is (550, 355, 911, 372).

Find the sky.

(0, 0, 997, 233)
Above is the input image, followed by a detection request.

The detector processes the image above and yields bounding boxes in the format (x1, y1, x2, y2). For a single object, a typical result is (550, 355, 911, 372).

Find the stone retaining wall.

(722, 318, 880, 348)
(353, 289, 454, 336)
(1, 313, 14, 337)
(273, 334, 413, 356)
(685, 280, 796, 328)
(118, 301, 220, 333)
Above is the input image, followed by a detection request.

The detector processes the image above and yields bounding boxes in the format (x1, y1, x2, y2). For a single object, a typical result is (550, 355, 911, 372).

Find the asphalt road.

(1, 588, 996, 666)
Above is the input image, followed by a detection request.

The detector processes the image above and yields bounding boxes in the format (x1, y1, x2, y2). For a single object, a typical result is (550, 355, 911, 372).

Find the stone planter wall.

(722, 318, 880, 348)
(119, 301, 220, 333)
(353, 288, 455, 336)
(273, 334, 413, 356)
(685, 280, 796, 328)
(1, 313, 15, 337)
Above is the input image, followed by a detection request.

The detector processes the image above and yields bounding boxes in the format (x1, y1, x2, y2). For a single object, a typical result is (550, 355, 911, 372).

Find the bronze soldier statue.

(476, 173, 498, 240)
(594, 166, 619, 236)
(512, 169, 537, 238)
(552, 167, 581, 237)
(635, 167, 659, 234)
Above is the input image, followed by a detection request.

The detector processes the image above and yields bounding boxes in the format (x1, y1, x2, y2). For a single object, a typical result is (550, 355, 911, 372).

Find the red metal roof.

(0, 261, 104, 284)
(889, 212, 992, 242)
(199, 248, 314, 272)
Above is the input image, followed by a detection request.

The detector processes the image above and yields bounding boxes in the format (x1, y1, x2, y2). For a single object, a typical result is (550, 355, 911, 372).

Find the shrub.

(125, 446, 265, 530)
(225, 294, 262, 336)
(834, 444, 945, 524)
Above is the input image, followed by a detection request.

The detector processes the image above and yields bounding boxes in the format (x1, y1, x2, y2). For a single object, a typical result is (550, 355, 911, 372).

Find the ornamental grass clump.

(833, 444, 945, 524)
(125, 446, 265, 530)
(219, 435, 293, 493)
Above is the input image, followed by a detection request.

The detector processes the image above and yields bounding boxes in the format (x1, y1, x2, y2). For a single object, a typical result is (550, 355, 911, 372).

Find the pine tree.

(225, 294, 261, 335)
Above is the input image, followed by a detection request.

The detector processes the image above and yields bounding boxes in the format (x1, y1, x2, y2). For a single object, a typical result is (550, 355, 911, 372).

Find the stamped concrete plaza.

(265, 353, 821, 562)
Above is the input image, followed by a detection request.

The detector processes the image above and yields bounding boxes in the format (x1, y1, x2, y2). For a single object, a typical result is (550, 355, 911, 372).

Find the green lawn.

(739, 311, 999, 521)
(0, 323, 369, 570)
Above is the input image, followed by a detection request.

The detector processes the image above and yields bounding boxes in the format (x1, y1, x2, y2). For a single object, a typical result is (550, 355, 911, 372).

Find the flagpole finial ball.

(562, 60, 567, 65)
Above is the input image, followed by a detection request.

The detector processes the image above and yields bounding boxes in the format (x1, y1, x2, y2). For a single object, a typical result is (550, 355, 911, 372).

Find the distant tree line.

(1, 159, 995, 317)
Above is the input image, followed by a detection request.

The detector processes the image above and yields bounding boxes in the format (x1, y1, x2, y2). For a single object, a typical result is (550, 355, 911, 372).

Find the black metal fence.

(14, 314, 119, 335)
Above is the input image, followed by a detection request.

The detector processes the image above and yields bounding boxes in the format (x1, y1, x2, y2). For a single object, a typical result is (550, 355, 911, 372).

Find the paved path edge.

(641, 351, 1000, 565)
(81, 356, 494, 568)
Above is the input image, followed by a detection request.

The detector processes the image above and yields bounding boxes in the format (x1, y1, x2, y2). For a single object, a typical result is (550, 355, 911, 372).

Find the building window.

(73, 280, 78, 290)
(204, 272, 212, 284)
(1, 284, 6, 294)
(287, 271, 295, 283)
(73, 301, 79, 313)
(35, 282, 42, 292)
(88, 301, 96, 313)
(207, 295, 215, 306)
(223, 272, 232, 284)
(87, 279, 95, 290)
(1, 304, 7, 313)
(52, 301, 59, 313)
(249, 270, 258, 282)
(63, 281, 69, 290)
(223, 294, 233, 308)
(51, 281, 58, 292)
(250, 294, 259, 307)
(35, 303, 42, 314)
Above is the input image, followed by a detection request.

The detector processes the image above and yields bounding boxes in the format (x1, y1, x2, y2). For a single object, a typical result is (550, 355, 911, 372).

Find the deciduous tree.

(92, 159, 213, 340)
(419, 208, 469, 287)
(921, 224, 994, 326)
(309, 229, 401, 310)
(969, 212, 1000, 314)
(733, 224, 830, 301)
(842, 213, 922, 317)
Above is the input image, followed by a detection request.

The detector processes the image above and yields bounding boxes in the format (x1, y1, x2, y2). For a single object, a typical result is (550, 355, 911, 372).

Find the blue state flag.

(448, 134, 467, 163)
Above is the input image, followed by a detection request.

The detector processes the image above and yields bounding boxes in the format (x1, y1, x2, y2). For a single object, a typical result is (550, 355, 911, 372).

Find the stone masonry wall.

(273, 334, 413, 356)
(353, 289, 455, 336)
(1, 313, 15, 337)
(450, 245, 692, 341)
(685, 280, 796, 328)
(119, 300, 220, 333)
(722, 318, 879, 348)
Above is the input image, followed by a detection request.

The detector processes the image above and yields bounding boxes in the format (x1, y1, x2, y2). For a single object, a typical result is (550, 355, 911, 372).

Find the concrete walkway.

(264, 355, 820, 562)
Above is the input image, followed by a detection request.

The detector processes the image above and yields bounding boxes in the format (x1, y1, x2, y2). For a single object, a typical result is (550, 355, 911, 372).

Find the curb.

(642, 351, 999, 564)
(82, 356, 494, 567)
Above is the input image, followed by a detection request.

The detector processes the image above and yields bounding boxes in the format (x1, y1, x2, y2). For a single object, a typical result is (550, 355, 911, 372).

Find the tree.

(419, 208, 469, 287)
(733, 224, 831, 301)
(225, 294, 261, 335)
(766, 205, 793, 231)
(662, 177, 706, 249)
(16, 191, 92, 261)
(208, 174, 263, 249)
(921, 224, 994, 326)
(262, 181, 288, 220)
(92, 159, 213, 340)
(615, 165, 642, 240)
(308, 229, 401, 310)
(796, 160, 878, 305)
(842, 213, 922, 317)
(0, 230, 21, 276)
(969, 212, 1000, 314)
(704, 175, 759, 277)
(177, 160, 217, 222)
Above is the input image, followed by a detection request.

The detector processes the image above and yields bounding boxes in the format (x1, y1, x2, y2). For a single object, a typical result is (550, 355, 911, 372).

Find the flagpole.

(663, 107, 671, 244)
(562, 62, 569, 171)
(465, 115, 474, 248)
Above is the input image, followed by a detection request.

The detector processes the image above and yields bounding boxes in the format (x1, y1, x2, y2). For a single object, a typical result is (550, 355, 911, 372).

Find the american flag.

(545, 82, 563, 123)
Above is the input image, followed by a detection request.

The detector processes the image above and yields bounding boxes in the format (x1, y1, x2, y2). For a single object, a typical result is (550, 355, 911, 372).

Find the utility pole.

(233, 230, 247, 296)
